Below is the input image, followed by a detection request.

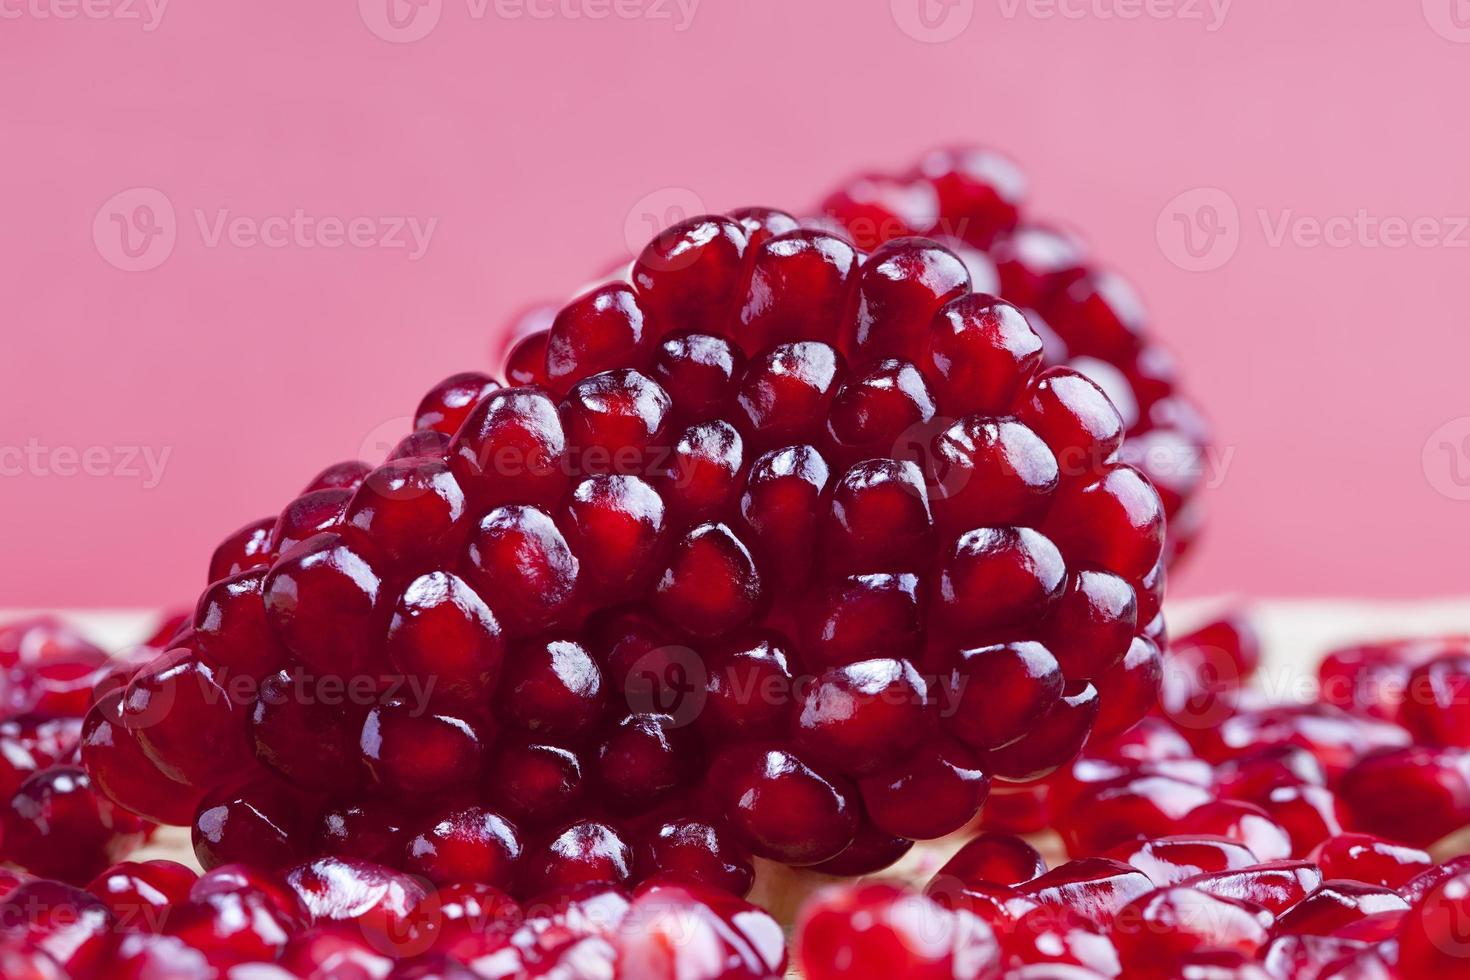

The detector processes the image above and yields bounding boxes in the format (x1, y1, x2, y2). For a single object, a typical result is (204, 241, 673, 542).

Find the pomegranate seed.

(1398, 869, 1470, 974)
(847, 239, 970, 366)
(938, 527, 1066, 639)
(821, 172, 938, 249)
(462, 505, 581, 636)
(522, 820, 633, 897)
(650, 333, 744, 423)
(0, 880, 115, 974)
(1273, 881, 1410, 936)
(386, 570, 505, 704)
(360, 699, 489, 795)
(86, 859, 196, 931)
(313, 799, 405, 865)
(652, 522, 764, 638)
(858, 738, 989, 840)
(564, 475, 668, 598)
(711, 745, 858, 866)
(415, 371, 501, 436)
(301, 460, 370, 493)
(209, 517, 274, 582)
(943, 641, 1064, 751)
(632, 215, 748, 340)
(1339, 745, 1470, 848)
(634, 818, 754, 896)
(699, 630, 796, 740)
(1184, 860, 1324, 917)
(268, 488, 351, 556)
(344, 457, 468, 565)
(801, 573, 923, 671)
(495, 635, 605, 740)
(658, 420, 743, 522)
(121, 646, 254, 789)
(561, 368, 672, 475)
(191, 777, 308, 871)
(738, 230, 861, 352)
(1015, 858, 1155, 929)
(262, 531, 388, 677)
(1309, 833, 1433, 889)
(1104, 836, 1260, 888)
(504, 329, 551, 388)
(614, 882, 787, 978)
(404, 804, 522, 890)
(80, 690, 203, 826)
(545, 283, 648, 394)
(1111, 886, 1272, 970)
(792, 658, 932, 778)
(1059, 776, 1215, 855)
(935, 833, 1047, 889)
(3, 765, 145, 883)
(798, 882, 996, 980)
(285, 857, 429, 949)
(928, 417, 1058, 534)
(1258, 785, 1348, 857)
(1179, 800, 1294, 863)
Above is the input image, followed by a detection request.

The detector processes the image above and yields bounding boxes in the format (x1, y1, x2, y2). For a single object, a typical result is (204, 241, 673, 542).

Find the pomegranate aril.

(386, 570, 504, 704)
(1005, 904, 1121, 976)
(699, 630, 796, 741)
(268, 487, 351, 556)
(938, 526, 1066, 639)
(944, 640, 1064, 751)
(652, 521, 764, 638)
(209, 517, 274, 582)
(1111, 886, 1272, 971)
(285, 856, 429, 949)
(194, 569, 288, 681)
(635, 818, 754, 897)
(160, 887, 299, 965)
(596, 712, 696, 812)
(649, 332, 744, 421)
(928, 417, 1058, 532)
(1179, 800, 1294, 864)
(344, 457, 468, 565)
(496, 635, 606, 741)
(847, 238, 971, 365)
(1043, 463, 1165, 580)
(825, 358, 936, 462)
(825, 458, 934, 575)
(984, 682, 1101, 782)
(1339, 745, 1470, 848)
(86, 859, 196, 931)
(615, 882, 787, 980)
(1184, 860, 1325, 917)
(820, 172, 937, 249)
(561, 368, 672, 475)
(250, 668, 362, 793)
(936, 833, 1047, 889)
(926, 295, 1043, 416)
(738, 443, 830, 589)
(797, 881, 994, 980)
(712, 745, 858, 866)
(811, 819, 914, 877)
(658, 420, 743, 522)
(462, 504, 580, 637)
(121, 646, 255, 789)
(1091, 634, 1164, 740)
(415, 371, 501, 436)
(3, 765, 145, 883)
(730, 205, 801, 248)
(192, 777, 309, 872)
(1059, 775, 1215, 856)
(792, 657, 932, 778)
(0, 880, 116, 973)
(302, 459, 371, 493)
(504, 329, 551, 388)
(360, 698, 489, 795)
(262, 531, 388, 676)
(735, 341, 845, 450)
(1258, 785, 1348, 857)
(1043, 569, 1138, 680)
(522, 819, 633, 897)
(1272, 881, 1409, 937)
(1398, 869, 1470, 974)
(278, 923, 397, 978)
(1015, 858, 1155, 929)
(632, 215, 748, 340)
(449, 386, 568, 510)
(738, 230, 861, 352)
(80, 690, 203, 826)
(314, 799, 406, 864)
(545, 283, 648, 393)
(1308, 833, 1433, 889)
(1019, 367, 1125, 475)
(857, 737, 990, 840)
(404, 804, 521, 890)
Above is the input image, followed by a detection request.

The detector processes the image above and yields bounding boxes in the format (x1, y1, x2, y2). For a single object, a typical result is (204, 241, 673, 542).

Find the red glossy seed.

(360, 699, 488, 795)
(522, 819, 633, 897)
(737, 231, 862, 352)
(1059, 776, 1215, 856)
(652, 522, 764, 638)
(1338, 745, 1470, 848)
(3, 765, 146, 883)
(344, 457, 468, 565)
(798, 882, 987, 980)
(649, 333, 743, 421)
(80, 690, 203, 826)
(635, 818, 754, 896)
(209, 517, 274, 582)
(1043, 463, 1166, 580)
(269, 488, 351, 556)
(1091, 635, 1164, 740)
(302, 460, 371, 493)
(825, 459, 933, 575)
(415, 372, 501, 436)
(658, 420, 743, 522)
(1309, 833, 1433, 890)
(917, 147, 1026, 245)
(596, 713, 695, 811)
(496, 635, 606, 741)
(632, 215, 748, 340)
(1019, 367, 1125, 476)
(161, 887, 299, 965)
(792, 658, 932, 778)
(1398, 869, 1470, 974)
(191, 777, 308, 871)
(1260, 785, 1349, 857)
(984, 682, 1101, 783)
(462, 504, 580, 637)
(1273, 881, 1409, 937)
(262, 531, 388, 676)
(193, 568, 288, 681)
(278, 923, 396, 979)
(858, 738, 990, 840)
(564, 475, 668, 598)
(250, 668, 362, 793)
(826, 359, 936, 461)
(821, 173, 937, 248)
(0, 880, 116, 974)
(944, 641, 1064, 751)
(86, 859, 197, 931)
(1043, 569, 1137, 679)
(1048, 269, 1147, 362)
(1111, 886, 1272, 968)
(121, 646, 255, 789)
(615, 882, 787, 979)
(545, 283, 648, 394)
(992, 225, 1087, 310)
(847, 238, 971, 365)
(938, 527, 1066, 638)
(504, 329, 551, 388)
(562, 368, 673, 475)
(449, 387, 568, 509)
(285, 857, 429, 947)
(313, 800, 406, 865)
(404, 804, 522, 890)
(801, 572, 923, 670)
(699, 631, 796, 742)
(1179, 800, 1294, 863)
(927, 295, 1044, 416)
(811, 821, 915, 877)
(739, 444, 831, 589)
(1184, 860, 1324, 917)
(386, 570, 505, 704)
(1103, 836, 1259, 888)
(735, 341, 845, 450)
(1015, 858, 1155, 930)
(713, 745, 858, 866)
(936, 833, 1047, 889)
(928, 417, 1058, 532)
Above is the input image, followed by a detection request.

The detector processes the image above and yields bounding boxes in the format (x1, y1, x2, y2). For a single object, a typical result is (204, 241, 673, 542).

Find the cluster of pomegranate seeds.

(792, 615, 1470, 978)
(0, 616, 193, 884)
(0, 855, 785, 978)
(812, 148, 1209, 570)
(82, 203, 1168, 896)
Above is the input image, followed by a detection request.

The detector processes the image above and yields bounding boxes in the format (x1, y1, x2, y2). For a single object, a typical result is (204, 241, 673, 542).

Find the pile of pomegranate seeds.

(797, 615, 1470, 978)
(816, 147, 1210, 570)
(0, 616, 190, 884)
(0, 855, 785, 977)
(80, 204, 1169, 896)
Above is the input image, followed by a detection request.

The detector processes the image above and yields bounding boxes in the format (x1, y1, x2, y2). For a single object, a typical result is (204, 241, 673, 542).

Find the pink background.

(4, 1, 1470, 607)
